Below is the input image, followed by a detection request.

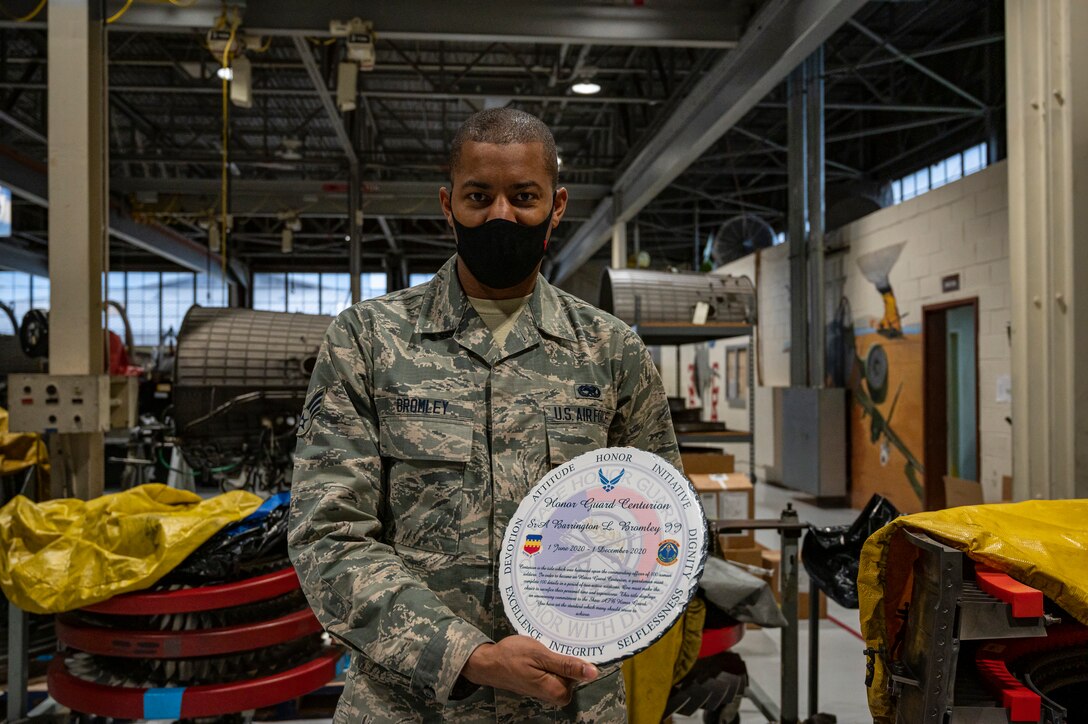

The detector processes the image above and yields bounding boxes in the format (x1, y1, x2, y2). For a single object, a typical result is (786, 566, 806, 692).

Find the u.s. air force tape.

(499, 447, 709, 665)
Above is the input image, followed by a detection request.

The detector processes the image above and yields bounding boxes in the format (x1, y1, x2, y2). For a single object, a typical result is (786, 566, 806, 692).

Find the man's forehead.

(453, 140, 551, 179)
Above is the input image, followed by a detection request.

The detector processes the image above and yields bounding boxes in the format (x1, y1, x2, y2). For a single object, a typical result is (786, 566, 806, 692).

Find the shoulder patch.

(576, 383, 602, 399)
(297, 386, 326, 437)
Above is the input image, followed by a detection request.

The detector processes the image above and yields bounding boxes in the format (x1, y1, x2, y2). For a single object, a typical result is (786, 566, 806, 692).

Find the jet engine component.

(599, 268, 755, 327)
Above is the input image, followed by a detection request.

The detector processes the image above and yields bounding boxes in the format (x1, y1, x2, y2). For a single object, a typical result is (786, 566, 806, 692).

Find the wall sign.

(942, 273, 961, 293)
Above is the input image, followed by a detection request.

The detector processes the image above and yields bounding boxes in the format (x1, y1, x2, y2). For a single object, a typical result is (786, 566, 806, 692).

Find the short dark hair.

(449, 108, 559, 190)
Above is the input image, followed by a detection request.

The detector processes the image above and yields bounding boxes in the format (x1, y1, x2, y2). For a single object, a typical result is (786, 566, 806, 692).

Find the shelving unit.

(633, 321, 757, 481)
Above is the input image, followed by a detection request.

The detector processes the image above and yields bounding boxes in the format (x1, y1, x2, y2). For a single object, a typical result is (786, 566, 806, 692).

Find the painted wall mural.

(831, 242, 926, 514)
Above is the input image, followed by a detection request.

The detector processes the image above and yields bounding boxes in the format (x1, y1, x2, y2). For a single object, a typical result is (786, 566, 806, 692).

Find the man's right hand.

(460, 635, 599, 706)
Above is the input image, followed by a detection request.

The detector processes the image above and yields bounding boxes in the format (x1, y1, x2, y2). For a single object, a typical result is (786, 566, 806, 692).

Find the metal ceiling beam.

(826, 113, 977, 143)
(0, 150, 240, 283)
(121, 194, 604, 222)
(0, 241, 48, 276)
(111, 177, 611, 198)
(758, 101, 985, 115)
(549, 0, 868, 283)
(291, 36, 358, 167)
(825, 32, 1005, 74)
(376, 216, 400, 253)
(0, 110, 46, 144)
(848, 19, 988, 110)
(109, 1, 745, 48)
(87, 86, 660, 105)
(109, 178, 609, 219)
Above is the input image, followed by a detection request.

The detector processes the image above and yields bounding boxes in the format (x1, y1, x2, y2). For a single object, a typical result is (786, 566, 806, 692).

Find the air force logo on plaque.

(657, 539, 680, 566)
(523, 534, 542, 556)
(598, 468, 625, 492)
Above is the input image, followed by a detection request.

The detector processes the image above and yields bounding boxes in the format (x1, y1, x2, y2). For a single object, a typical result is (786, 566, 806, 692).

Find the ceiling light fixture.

(571, 81, 601, 95)
(216, 65, 233, 81)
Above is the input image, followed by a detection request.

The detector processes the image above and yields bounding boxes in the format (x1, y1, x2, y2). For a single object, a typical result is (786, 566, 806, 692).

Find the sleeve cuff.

(408, 617, 493, 705)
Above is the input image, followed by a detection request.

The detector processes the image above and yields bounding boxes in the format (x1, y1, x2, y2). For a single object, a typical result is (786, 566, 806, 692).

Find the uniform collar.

(417, 255, 577, 343)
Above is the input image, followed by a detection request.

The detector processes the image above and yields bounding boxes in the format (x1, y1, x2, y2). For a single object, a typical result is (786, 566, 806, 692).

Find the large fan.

(706, 214, 776, 269)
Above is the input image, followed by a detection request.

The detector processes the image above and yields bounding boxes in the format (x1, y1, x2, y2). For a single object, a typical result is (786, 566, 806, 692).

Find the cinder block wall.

(716, 161, 1011, 503)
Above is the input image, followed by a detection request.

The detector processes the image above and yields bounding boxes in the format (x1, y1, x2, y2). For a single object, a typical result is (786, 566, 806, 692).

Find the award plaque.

(499, 447, 708, 664)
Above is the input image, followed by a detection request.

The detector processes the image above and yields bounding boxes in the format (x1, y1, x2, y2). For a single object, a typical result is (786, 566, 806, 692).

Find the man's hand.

(460, 636, 599, 706)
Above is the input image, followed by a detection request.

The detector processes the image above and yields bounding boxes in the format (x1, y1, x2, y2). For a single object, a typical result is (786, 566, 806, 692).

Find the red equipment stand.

(48, 566, 341, 719)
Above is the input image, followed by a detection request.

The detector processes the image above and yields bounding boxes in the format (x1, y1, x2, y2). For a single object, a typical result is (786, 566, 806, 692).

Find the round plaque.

(499, 447, 708, 664)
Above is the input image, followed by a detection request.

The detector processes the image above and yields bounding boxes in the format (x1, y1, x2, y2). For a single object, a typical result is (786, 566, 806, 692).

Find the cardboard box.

(719, 544, 765, 569)
(681, 452, 735, 475)
(943, 475, 984, 508)
(691, 472, 754, 548)
(793, 591, 828, 620)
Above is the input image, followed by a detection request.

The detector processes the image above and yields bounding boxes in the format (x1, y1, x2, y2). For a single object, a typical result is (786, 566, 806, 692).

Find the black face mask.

(452, 206, 553, 290)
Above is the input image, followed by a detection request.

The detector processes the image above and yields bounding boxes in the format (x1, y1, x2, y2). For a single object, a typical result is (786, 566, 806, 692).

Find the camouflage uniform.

(289, 256, 680, 723)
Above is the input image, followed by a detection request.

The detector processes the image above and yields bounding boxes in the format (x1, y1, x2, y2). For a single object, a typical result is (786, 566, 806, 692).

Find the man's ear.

(439, 186, 455, 228)
(550, 187, 569, 232)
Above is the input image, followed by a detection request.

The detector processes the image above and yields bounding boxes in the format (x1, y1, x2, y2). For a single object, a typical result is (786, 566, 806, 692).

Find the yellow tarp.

(0, 406, 50, 483)
(0, 483, 262, 613)
(859, 500, 1088, 723)
(622, 597, 706, 724)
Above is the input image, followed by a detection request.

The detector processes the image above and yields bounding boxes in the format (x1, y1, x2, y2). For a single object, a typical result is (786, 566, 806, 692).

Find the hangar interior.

(1, 0, 1087, 722)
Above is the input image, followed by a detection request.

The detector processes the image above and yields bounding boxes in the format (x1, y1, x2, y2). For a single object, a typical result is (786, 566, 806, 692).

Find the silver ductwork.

(173, 307, 332, 446)
(599, 268, 756, 326)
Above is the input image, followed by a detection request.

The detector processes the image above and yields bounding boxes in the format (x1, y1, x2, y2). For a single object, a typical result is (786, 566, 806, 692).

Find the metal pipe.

(349, 163, 361, 303)
(780, 504, 801, 724)
(808, 577, 820, 717)
(806, 48, 826, 388)
(787, 64, 808, 388)
(7, 603, 28, 722)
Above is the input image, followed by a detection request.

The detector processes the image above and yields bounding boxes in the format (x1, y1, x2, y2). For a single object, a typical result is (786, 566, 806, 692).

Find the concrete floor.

(677, 480, 875, 724)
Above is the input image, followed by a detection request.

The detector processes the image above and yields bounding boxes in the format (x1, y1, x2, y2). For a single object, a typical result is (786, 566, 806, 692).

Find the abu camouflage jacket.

(289, 256, 680, 723)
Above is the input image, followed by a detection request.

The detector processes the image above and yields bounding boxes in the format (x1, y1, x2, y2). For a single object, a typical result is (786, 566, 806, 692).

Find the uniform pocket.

(543, 399, 614, 466)
(378, 409, 475, 554)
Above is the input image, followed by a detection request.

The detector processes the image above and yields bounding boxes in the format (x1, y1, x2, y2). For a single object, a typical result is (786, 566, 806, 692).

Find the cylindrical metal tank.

(599, 268, 756, 326)
(173, 307, 333, 446)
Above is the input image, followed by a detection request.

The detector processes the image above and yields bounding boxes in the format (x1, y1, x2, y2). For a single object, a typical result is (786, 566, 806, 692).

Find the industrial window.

(361, 273, 387, 300)
(253, 273, 288, 312)
(253, 272, 386, 314)
(891, 142, 988, 205)
(195, 272, 229, 308)
(125, 272, 163, 346)
(286, 273, 321, 314)
(161, 272, 196, 341)
(0, 271, 40, 328)
(409, 273, 435, 287)
(105, 271, 128, 341)
(319, 273, 353, 316)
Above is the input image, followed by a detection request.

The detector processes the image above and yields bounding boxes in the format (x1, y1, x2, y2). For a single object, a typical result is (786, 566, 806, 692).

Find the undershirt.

(467, 294, 532, 348)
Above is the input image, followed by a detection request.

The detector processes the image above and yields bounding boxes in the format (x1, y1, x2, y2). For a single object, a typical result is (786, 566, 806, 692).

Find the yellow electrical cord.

(105, 0, 134, 24)
(5, 0, 47, 22)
